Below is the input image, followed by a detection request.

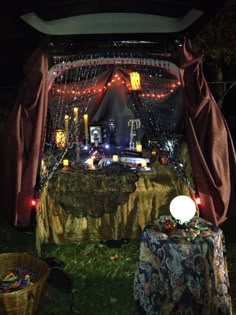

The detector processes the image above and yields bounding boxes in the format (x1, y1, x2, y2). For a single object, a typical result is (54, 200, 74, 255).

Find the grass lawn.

(38, 240, 140, 315)
(0, 216, 235, 315)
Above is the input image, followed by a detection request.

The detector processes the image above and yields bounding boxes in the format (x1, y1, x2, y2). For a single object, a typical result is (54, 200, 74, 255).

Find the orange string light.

(51, 72, 181, 101)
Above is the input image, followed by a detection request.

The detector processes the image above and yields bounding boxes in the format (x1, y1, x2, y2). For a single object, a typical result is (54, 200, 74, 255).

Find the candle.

(112, 155, 119, 162)
(74, 107, 79, 127)
(87, 158, 94, 169)
(83, 114, 89, 139)
(141, 160, 147, 168)
(136, 144, 142, 152)
(63, 159, 69, 166)
(64, 114, 69, 141)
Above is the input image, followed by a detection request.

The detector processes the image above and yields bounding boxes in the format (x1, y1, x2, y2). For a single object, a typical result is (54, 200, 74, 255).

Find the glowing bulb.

(169, 195, 196, 224)
(195, 197, 201, 205)
(31, 199, 37, 207)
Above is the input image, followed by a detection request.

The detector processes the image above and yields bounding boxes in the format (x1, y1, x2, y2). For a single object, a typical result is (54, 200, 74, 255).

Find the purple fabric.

(180, 40, 236, 225)
(0, 42, 48, 226)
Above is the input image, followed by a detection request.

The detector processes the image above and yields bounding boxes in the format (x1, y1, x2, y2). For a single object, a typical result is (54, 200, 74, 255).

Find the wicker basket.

(0, 253, 49, 315)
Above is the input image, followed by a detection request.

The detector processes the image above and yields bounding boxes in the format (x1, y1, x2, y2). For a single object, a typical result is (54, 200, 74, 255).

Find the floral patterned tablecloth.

(134, 216, 232, 315)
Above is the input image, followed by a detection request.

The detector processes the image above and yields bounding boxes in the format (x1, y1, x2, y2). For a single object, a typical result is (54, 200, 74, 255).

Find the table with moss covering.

(36, 144, 195, 250)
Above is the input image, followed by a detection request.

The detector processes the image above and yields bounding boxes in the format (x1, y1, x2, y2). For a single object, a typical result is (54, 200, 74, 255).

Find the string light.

(50, 73, 181, 101)
(38, 51, 190, 199)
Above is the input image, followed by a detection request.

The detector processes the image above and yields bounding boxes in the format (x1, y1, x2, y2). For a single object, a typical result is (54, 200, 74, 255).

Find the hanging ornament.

(160, 155, 168, 165)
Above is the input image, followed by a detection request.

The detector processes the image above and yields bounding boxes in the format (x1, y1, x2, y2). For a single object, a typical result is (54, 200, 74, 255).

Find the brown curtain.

(0, 41, 48, 227)
(180, 40, 236, 225)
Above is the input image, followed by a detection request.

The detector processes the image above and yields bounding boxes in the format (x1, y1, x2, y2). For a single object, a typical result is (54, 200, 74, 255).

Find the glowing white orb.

(169, 195, 196, 224)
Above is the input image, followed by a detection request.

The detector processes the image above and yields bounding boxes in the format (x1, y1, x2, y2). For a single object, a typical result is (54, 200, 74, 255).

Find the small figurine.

(128, 118, 141, 149)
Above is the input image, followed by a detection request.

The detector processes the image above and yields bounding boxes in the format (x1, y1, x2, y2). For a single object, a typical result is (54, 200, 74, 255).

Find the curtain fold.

(0, 41, 48, 227)
(180, 40, 236, 225)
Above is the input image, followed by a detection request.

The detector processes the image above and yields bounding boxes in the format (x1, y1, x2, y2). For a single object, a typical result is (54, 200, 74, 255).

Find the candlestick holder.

(75, 135, 81, 163)
(84, 136, 89, 148)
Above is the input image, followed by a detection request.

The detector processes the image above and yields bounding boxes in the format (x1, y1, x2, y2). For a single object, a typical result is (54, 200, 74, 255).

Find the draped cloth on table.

(36, 143, 195, 251)
(49, 164, 139, 218)
(180, 40, 236, 225)
(0, 41, 48, 226)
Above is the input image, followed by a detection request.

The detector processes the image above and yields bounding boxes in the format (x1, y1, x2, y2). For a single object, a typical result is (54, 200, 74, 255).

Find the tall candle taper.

(74, 107, 80, 162)
(74, 107, 79, 128)
(83, 114, 89, 141)
(64, 114, 69, 143)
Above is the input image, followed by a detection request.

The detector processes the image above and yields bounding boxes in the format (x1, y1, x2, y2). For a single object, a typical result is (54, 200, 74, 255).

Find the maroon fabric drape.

(180, 41, 236, 225)
(0, 42, 48, 227)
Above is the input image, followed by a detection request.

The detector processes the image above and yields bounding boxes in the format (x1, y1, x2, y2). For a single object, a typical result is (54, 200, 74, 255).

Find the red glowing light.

(195, 197, 201, 205)
(31, 199, 37, 207)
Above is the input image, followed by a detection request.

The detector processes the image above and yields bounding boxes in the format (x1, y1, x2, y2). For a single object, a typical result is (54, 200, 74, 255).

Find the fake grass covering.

(0, 217, 236, 315)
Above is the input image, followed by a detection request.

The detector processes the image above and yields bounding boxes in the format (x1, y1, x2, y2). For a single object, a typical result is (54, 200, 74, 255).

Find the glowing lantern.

(130, 72, 141, 91)
(54, 129, 66, 148)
